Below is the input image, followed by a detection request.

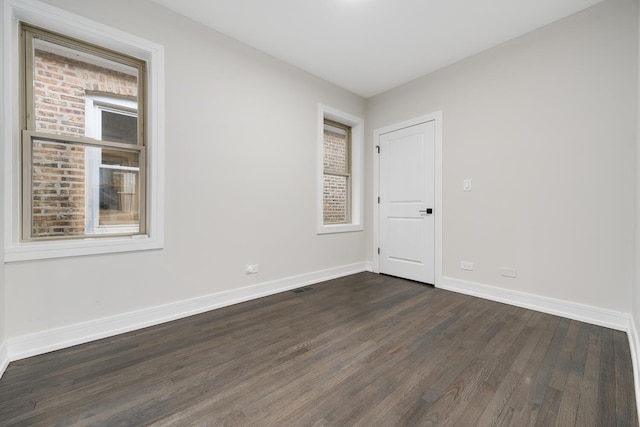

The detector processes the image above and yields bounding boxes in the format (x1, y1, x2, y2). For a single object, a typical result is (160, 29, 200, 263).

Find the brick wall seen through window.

(323, 122, 351, 224)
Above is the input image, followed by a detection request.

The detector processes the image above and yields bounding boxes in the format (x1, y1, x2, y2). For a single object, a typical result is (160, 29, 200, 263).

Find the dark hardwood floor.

(0, 272, 637, 426)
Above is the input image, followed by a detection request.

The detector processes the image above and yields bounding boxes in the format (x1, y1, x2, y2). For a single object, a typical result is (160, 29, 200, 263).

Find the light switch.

(463, 179, 471, 191)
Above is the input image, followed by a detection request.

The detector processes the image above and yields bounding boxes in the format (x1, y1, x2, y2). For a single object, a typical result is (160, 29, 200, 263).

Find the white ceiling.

(150, 0, 605, 98)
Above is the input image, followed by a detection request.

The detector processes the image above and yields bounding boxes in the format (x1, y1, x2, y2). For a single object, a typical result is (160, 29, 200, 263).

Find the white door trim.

(373, 112, 443, 286)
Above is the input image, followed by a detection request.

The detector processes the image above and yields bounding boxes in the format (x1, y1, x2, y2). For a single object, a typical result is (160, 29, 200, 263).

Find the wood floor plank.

(0, 272, 637, 427)
(415, 356, 500, 426)
(469, 313, 549, 427)
(598, 328, 619, 426)
(535, 387, 563, 427)
(614, 328, 639, 426)
(573, 326, 601, 427)
(551, 322, 592, 427)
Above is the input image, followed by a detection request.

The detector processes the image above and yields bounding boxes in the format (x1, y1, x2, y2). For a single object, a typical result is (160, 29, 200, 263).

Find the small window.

(84, 95, 140, 234)
(21, 24, 146, 241)
(323, 119, 351, 224)
(317, 105, 363, 234)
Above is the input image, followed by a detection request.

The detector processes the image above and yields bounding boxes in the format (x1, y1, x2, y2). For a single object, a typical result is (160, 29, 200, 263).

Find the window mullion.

(324, 171, 350, 178)
(22, 29, 35, 131)
(26, 130, 143, 152)
(21, 133, 33, 240)
(137, 64, 146, 146)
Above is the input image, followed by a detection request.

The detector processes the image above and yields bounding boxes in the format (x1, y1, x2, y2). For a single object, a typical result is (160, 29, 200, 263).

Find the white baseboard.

(439, 276, 630, 331)
(628, 316, 640, 423)
(7, 262, 369, 363)
(0, 340, 8, 380)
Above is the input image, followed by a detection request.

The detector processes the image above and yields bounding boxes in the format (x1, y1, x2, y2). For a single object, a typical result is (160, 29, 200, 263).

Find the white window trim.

(317, 104, 364, 234)
(3, 0, 165, 262)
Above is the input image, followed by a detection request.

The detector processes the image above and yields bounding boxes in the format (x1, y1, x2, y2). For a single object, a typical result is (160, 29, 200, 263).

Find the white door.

(379, 121, 435, 284)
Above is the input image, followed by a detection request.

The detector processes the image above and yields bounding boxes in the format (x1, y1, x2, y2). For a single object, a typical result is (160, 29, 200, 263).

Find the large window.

(317, 105, 363, 234)
(4, 0, 164, 261)
(21, 25, 146, 240)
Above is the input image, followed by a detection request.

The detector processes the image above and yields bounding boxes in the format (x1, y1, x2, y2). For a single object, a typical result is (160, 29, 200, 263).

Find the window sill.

(4, 235, 163, 262)
(317, 224, 364, 235)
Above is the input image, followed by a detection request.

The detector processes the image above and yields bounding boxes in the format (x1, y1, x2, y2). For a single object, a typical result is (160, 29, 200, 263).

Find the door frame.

(372, 112, 443, 286)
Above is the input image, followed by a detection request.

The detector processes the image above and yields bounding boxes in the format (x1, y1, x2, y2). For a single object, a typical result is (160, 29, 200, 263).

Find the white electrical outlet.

(463, 179, 472, 191)
(460, 261, 474, 271)
(500, 267, 517, 278)
(246, 264, 259, 274)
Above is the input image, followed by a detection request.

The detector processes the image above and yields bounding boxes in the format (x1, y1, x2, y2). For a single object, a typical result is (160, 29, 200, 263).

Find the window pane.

(323, 174, 349, 224)
(102, 110, 137, 144)
(33, 37, 139, 139)
(30, 136, 140, 238)
(98, 149, 140, 229)
(31, 138, 86, 237)
(323, 126, 348, 174)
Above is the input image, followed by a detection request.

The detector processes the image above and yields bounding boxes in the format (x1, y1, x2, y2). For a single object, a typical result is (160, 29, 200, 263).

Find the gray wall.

(367, 0, 638, 312)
